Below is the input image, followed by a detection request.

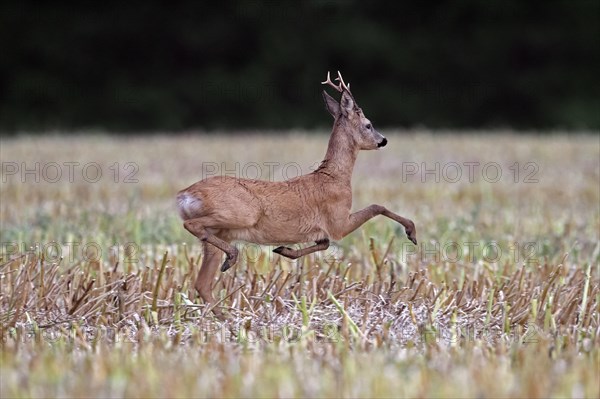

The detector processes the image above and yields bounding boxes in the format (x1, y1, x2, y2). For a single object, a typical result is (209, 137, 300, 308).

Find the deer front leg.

(340, 205, 417, 244)
(273, 238, 330, 260)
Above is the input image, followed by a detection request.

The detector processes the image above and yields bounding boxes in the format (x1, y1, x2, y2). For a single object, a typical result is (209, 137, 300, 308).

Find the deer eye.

(365, 124, 372, 130)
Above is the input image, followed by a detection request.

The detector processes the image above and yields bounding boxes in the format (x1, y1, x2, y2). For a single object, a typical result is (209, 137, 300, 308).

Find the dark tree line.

(1, 1, 598, 132)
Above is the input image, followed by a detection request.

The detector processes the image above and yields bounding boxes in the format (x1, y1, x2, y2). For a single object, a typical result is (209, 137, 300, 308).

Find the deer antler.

(335, 71, 350, 92)
(321, 71, 351, 93)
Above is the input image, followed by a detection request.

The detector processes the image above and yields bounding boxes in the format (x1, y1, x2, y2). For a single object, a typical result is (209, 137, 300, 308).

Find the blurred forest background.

(0, 0, 598, 133)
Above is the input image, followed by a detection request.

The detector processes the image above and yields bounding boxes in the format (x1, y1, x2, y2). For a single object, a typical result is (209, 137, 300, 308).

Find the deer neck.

(317, 124, 359, 182)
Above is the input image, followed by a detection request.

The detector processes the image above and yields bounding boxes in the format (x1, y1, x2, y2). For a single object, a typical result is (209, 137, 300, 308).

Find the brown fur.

(177, 72, 417, 305)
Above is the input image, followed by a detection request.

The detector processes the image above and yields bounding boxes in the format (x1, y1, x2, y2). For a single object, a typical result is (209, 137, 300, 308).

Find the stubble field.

(1, 131, 599, 398)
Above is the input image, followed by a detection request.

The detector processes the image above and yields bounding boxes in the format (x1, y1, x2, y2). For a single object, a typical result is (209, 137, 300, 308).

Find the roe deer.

(177, 71, 417, 305)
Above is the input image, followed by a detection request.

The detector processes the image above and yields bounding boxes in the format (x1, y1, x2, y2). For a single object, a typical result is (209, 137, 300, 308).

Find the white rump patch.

(177, 192, 203, 219)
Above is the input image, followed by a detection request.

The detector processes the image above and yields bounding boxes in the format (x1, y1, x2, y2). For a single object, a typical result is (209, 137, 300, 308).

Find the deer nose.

(378, 138, 388, 148)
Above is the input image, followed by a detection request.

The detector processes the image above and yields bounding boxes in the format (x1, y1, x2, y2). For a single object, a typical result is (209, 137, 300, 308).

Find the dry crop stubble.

(1, 131, 598, 398)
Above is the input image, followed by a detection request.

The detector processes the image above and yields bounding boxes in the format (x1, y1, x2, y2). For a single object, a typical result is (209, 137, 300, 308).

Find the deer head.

(321, 71, 387, 150)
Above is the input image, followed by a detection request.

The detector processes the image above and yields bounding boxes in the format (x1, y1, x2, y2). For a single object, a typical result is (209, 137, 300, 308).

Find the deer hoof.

(273, 246, 287, 254)
(220, 247, 239, 272)
(405, 222, 417, 245)
(273, 246, 299, 259)
(406, 229, 417, 245)
(220, 258, 233, 272)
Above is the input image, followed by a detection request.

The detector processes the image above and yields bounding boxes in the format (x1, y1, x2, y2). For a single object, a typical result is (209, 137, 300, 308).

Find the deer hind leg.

(273, 238, 330, 260)
(183, 218, 239, 272)
(194, 241, 222, 303)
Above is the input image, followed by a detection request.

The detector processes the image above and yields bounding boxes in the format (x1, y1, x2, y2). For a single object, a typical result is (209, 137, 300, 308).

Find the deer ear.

(322, 90, 340, 118)
(340, 91, 355, 116)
